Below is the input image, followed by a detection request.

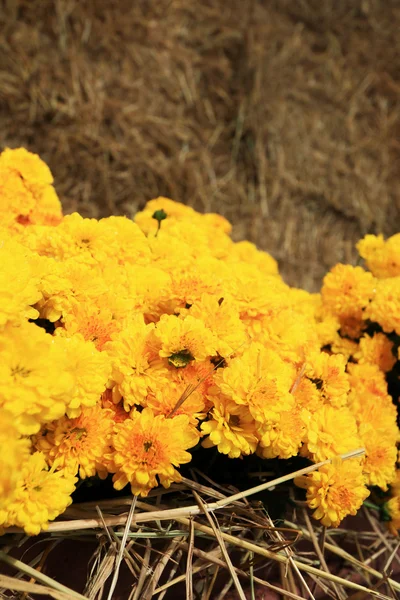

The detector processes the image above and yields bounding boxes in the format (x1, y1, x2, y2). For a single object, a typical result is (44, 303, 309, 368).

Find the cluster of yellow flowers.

(0, 148, 399, 536)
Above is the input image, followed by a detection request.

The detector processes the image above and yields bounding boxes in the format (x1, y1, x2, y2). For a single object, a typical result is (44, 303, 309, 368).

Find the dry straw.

(3, 446, 400, 599)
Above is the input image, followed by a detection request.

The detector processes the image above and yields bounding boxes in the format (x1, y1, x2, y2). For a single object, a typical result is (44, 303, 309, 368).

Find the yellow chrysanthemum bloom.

(153, 314, 217, 365)
(0, 452, 77, 536)
(0, 147, 62, 229)
(104, 316, 167, 410)
(321, 264, 375, 319)
(257, 407, 309, 460)
(201, 397, 259, 459)
(109, 408, 199, 496)
(146, 361, 214, 424)
(226, 264, 289, 326)
(357, 427, 397, 490)
(357, 233, 400, 278)
(25, 254, 108, 323)
(1, 147, 53, 185)
(103, 263, 172, 322)
(0, 409, 31, 510)
(295, 458, 370, 528)
(321, 264, 375, 338)
(35, 405, 115, 479)
(0, 234, 41, 328)
(364, 277, 400, 335)
(330, 334, 358, 360)
(347, 362, 393, 417)
(56, 334, 111, 418)
(257, 307, 319, 364)
(226, 240, 279, 276)
(55, 300, 121, 350)
(135, 198, 233, 257)
(214, 343, 296, 425)
(303, 405, 361, 462)
(292, 377, 322, 414)
(22, 213, 150, 266)
(135, 197, 199, 234)
(305, 352, 349, 408)
(0, 322, 74, 434)
(354, 332, 396, 372)
(167, 259, 228, 313)
(182, 294, 247, 358)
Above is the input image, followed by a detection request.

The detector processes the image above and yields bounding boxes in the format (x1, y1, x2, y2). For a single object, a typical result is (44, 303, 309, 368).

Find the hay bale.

(1, 0, 400, 289)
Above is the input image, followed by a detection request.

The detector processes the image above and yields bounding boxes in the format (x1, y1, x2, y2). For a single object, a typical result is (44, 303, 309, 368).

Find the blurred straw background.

(1, 0, 400, 289)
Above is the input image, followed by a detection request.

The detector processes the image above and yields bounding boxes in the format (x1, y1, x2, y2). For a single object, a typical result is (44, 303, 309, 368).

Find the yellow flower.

(167, 259, 228, 312)
(303, 405, 361, 462)
(329, 334, 358, 360)
(0, 409, 31, 510)
(103, 262, 172, 322)
(0, 322, 74, 434)
(357, 427, 397, 490)
(257, 407, 309, 460)
(364, 277, 400, 335)
(55, 301, 121, 350)
(182, 294, 248, 358)
(357, 233, 400, 278)
(226, 240, 279, 276)
(21, 213, 150, 266)
(226, 264, 289, 326)
(153, 314, 217, 365)
(135, 197, 199, 235)
(201, 397, 259, 458)
(347, 363, 393, 417)
(56, 334, 111, 417)
(354, 332, 396, 372)
(0, 147, 53, 185)
(0, 147, 62, 229)
(213, 343, 295, 425)
(305, 352, 349, 408)
(0, 234, 41, 327)
(109, 408, 199, 496)
(257, 307, 319, 363)
(292, 377, 322, 414)
(295, 458, 369, 527)
(0, 452, 77, 535)
(321, 264, 375, 338)
(35, 404, 115, 479)
(104, 316, 166, 410)
(146, 362, 213, 425)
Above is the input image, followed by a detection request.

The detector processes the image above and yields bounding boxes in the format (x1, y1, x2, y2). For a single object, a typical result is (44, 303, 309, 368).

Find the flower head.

(0, 452, 77, 535)
(0, 322, 74, 434)
(321, 264, 375, 337)
(201, 397, 259, 458)
(0, 409, 31, 509)
(295, 458, 369, 527)
(153, 314, 217, 365)
(303, 405, 361, 462)
(35, 404, 115, 479)
(109, 408, 199, 496)
(0, 148, 62, 229)
(104, 316, 166, 410)
(357, 233, 400, 278)
(365, 277, 400, 335)
(213, 343, 295, 425)
(0, 235, 41, 328)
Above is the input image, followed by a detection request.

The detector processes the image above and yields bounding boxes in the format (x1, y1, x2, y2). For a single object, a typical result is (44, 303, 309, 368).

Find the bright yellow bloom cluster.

(1, 148, 399, 536)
